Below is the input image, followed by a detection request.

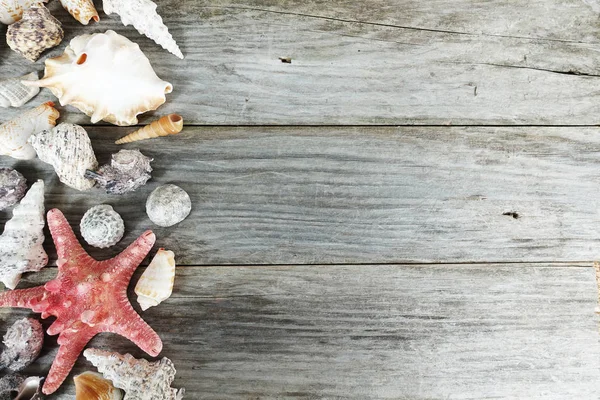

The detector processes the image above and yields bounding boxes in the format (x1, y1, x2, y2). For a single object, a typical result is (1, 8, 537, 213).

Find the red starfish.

(0, 208, 162, 394)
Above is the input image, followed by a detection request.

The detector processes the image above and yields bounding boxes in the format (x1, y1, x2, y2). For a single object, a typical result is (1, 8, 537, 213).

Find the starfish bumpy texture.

(0, 208, 162, 395)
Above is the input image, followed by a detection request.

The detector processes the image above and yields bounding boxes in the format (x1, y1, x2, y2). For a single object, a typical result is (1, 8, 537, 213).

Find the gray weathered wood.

(1, 264, 598, 399)
(2, 126, 600, 264)
(3, 1, 600, 125)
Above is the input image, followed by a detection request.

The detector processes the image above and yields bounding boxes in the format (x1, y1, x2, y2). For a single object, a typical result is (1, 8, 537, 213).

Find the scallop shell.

(0, 168, 27, 211)
(59, 0, 98, 25)
(0, 0, 48, 24)
(146, 184, 191, 227)
(103, 0, 183, 58)
(23, 30, 173, 126)
(74, 372, 123, 400)
(0, 318, 43, 372)
(135, 249, 175, 311)
(0, 375, 43, 400)
(115, 114, 183, 144)
(0, 72, 39, 108)
(7, 4, 64, 62)
(80, 205, 125, 248)
(84, 348, 185, 400)
(0, 180, 48, 290)
(0, 101, 59, 160)
(28, 123, 98, 191)
(84, 149, 153, 195)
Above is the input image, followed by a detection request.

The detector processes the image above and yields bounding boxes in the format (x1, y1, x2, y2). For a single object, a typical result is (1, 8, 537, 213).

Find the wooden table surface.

(2, 1, 600, 398)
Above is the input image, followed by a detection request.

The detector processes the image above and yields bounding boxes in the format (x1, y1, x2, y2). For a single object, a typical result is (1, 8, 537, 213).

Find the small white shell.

(28, 123, 98, 191)
(0, 72, 39, 108)
(135, 249, 175, 311)
(0, 101, 59, 160)
(80, 205, 124, 248)
(146, 184, 191, 227)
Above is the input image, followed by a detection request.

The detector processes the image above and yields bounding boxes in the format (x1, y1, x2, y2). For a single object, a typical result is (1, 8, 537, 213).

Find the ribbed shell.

(80, 205, 125, 248)
(0, 168, 27, 211)
(0, 101, 59, 160)
(135, 249, 175, 310)
(58, 0, 98, 25)
(146, 184, 191, 227)
(0, 318, 43, 371)
(28, 123, 98, 191)
(74, 371, 123, 400)
(6, 4, 64, 62)
(0, 72, 39, 108)
(0, 0, 49, 24)
(0, 180, 48, 290)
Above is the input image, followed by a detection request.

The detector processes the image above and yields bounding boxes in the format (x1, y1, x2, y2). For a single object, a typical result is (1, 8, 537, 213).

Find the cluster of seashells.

(0, 0, 193, 398)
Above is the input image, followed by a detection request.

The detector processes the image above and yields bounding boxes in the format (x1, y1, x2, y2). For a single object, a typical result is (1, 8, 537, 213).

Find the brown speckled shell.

(6, 4, 63, 62)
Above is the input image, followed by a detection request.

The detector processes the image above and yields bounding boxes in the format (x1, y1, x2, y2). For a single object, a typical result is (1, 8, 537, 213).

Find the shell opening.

(76, 53, 88, 65)
(169, 114, 182, 123)
(164, 83, 173, 94)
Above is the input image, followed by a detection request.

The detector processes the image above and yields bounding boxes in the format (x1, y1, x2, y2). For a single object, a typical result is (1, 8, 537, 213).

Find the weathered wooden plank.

(2, 126, 600, 264)
(1, 264, 598, 399)
(2, 1, 600, 124)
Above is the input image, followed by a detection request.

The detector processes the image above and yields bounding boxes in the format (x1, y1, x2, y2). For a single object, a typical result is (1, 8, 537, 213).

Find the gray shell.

(6, 4, 64, 62)
(29, 123, 98, 191)
(0, 375, 42, 400)
(146, 184, 191, 227)
(84, 348, 184, 400)
(80, 205, 125, 248)
(84, 149, 153, 195)
(0, 318, 43, 372)
(0, 72, 40, 108)
(0, 168, 27, 211)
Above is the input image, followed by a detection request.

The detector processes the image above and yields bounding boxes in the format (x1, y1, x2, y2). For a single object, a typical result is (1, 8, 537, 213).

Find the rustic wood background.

(1, 0, 600, 398)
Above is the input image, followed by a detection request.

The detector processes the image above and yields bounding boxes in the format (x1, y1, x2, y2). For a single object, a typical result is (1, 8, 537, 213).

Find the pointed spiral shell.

(115, 114, 183, 144)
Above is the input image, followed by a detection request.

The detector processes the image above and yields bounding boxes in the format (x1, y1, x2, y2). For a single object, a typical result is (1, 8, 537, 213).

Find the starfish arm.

(108, 305, 163, 357)
(47, 209, 93, 268)
(0, 285, 46, 309)
(109, 230, 156, 278)
(42, 326, 97, 395)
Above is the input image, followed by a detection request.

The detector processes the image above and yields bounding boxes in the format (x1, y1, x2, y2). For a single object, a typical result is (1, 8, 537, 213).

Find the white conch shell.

(84, 348, 185, 400)
(23, 30, 173, 126)
(0, 101, 59, 160)
(0, 72, 39, 108)
(0, 0, 48, 24)
(28, 123, 98, 191)
(0, 180, 48, 290)
(103, 0, 183, 59)
(135, 249, 175, 311)
(58, 0, 98, 25)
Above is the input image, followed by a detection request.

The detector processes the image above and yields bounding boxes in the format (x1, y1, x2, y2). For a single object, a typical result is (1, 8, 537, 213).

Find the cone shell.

(23, 30, 173, 126)
(0, 0, 48, 24)
(6, 4, 64, 62)
(74, 372, 123, 400)
(116, 114, 183, 144)
(103, 0, 183, 58)
(0, 181, 48, 290)
(135, 249, 175, 311)
(59, 0, 98, 25)
(0, 101, 59, 160)
(0, 72, 39, 108)
(80, 205, 125, 248)
(28, 123, 98, 191)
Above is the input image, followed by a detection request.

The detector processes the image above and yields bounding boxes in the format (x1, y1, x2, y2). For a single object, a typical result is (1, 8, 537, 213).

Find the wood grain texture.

(1, 264, 598, 399)
(2, 126, 600, 265)
(3, 1, 600, 124)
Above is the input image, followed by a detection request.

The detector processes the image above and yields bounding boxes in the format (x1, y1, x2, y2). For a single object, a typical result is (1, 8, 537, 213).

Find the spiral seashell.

(0, 0, 49, 24)
(23, 30, 173, 126)
(146, 184, 192, 227)
(115, 114, 183, 144)
(0, 168, 27, 211)
(6, 4, 63, 62)
(0, 72, 39, 108)
(0, 318, 43, 372)
(29, 123, 98, 191)
(0, 102, 59, 160)
(135, 249, 176, 311)
(80, 205, 125, 248)
(74, 371, 123, 400)
(58, 0, 98, 25)
(84, 149, 153, 195)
